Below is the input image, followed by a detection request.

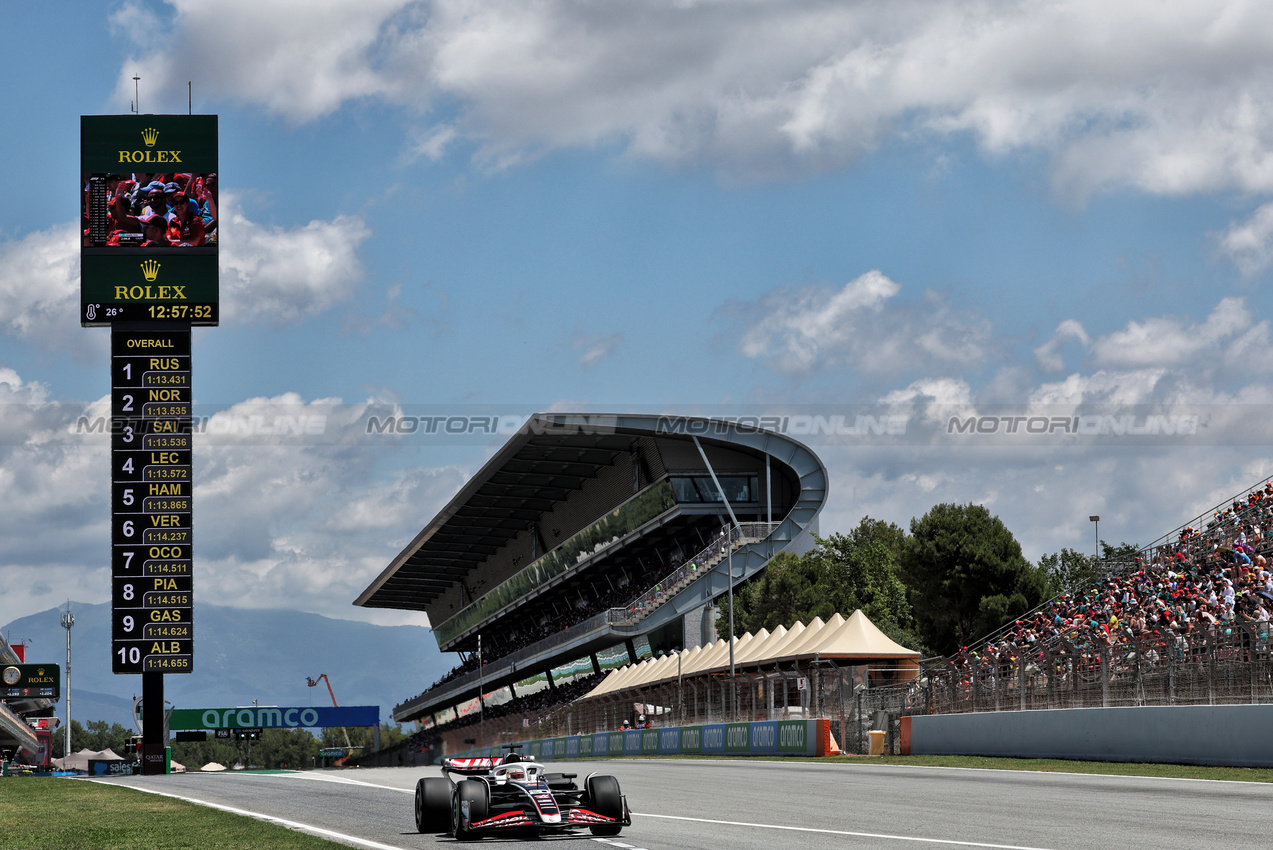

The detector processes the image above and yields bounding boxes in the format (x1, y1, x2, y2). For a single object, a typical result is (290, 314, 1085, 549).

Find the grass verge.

(0, 777, 345, 850)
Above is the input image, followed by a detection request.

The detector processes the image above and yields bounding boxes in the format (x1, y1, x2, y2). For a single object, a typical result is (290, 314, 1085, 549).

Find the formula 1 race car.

(414, 744, 632, 841)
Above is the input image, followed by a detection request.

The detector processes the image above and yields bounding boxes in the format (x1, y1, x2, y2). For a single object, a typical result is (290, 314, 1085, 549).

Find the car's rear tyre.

(586, 774, 623, 836)
(415, 777, 451, 833)
(452, 779, 489, 841)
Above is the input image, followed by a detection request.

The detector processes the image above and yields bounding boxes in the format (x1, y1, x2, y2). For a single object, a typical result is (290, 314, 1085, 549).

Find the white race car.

(414, 745, 631, 841)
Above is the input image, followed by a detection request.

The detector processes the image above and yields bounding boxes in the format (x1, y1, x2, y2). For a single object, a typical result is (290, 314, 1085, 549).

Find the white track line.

(260, 772, 413, 793)
(633, 813, 1057, 850)
(91, 780, 409, 850)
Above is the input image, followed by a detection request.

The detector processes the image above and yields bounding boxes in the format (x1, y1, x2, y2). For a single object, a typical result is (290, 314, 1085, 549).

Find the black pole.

(142, 671, 164, 774)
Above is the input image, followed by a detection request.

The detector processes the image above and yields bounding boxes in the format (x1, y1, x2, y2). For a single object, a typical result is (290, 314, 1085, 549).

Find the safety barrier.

(901, 704, 1273, 767)
(457, 718, 835, 760)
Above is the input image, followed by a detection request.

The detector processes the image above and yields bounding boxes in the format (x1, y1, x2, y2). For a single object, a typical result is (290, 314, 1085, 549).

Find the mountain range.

(2, 602, 453, 731)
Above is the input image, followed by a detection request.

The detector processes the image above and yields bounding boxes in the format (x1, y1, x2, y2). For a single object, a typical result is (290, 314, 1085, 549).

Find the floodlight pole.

(691, 436, 743, 718)
(1090, 515, 1100, 562)
(677, 648, 684, 725)
(725, 525, 735, 674)
(60, 606, 73, 757)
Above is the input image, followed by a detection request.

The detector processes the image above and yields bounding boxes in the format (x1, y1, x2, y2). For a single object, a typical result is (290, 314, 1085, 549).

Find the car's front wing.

(467, 798, 632, 834)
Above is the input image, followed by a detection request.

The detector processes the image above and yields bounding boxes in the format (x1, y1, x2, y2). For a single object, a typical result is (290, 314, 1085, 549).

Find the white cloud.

(1027, 369, 1169, 408)
(1089, 297, 1271, 371)
(113, 0, 412, 123)
(410, 124, 460, 163)
(573, 333, 622, 370)
(880, 377, 977, 427)
(0, 224, 96, 357)
(220, 198, 371, 324)
(0, 200, 369, 343)
(1217, 202, 1273, 274)
(112, 1, 1273, 195)
(814, 442, 1250, 567)
(1031, 298, 1273, 387)
(737, 270, 992, 376)
(0, 384, 473, 627)
(1034, 319, 1091, 372)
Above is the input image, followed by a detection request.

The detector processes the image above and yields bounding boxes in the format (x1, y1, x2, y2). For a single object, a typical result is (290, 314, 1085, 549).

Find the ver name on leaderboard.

(111, 329, 193, 674)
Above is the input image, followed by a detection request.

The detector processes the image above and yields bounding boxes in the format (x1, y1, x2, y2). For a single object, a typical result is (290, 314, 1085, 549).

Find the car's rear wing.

(442, 757, 495, 776)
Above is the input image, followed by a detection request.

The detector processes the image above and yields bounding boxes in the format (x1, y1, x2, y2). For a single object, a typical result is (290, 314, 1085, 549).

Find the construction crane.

(306, 674, 352, 750)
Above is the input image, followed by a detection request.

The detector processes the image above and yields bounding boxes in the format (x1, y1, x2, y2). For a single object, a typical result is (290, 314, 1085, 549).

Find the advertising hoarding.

(81, 115, 218, 326)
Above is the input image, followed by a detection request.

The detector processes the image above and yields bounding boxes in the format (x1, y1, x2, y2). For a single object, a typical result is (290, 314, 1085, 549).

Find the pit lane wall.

(901, 705, 1273, 767)
(457, 718, 833, 760)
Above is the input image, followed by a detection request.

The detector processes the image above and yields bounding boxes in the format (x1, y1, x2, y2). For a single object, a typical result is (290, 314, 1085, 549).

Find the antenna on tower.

(61, 601, 74, 759)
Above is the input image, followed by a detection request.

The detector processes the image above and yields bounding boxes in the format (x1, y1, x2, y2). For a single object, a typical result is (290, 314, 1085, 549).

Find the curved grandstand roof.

(355, 412, 826, 617)
(355, 416, 638, 611)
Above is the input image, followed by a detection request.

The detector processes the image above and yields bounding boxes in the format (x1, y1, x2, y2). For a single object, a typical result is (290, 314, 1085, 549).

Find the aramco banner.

(168, 705, 378, 730)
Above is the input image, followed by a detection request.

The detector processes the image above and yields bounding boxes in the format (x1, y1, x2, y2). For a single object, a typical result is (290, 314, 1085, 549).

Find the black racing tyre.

(586, 774, 623, 836)
(415, 777, 451, 833)
(451, 779, 489, 841)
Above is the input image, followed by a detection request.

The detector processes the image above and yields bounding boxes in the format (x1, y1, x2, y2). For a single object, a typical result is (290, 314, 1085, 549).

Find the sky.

(6, 0, 1273, 633)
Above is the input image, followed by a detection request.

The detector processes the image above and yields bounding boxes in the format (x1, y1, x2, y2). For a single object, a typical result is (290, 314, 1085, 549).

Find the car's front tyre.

(586, 774, 623, 836)
(452, 779, 489, 841)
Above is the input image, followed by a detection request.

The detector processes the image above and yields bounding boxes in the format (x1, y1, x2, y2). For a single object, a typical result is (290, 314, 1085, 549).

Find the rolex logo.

(141, 127, 159, 148)
(140, 259, 161, 282)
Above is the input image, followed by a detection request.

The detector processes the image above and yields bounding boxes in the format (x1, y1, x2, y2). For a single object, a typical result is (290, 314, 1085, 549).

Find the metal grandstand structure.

(0, 632, 46, 757)
(354, 413, 828, 740)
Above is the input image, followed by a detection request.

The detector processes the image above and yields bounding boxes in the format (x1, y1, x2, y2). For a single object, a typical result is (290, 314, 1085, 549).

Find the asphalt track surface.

(94, 759, 1273, 850)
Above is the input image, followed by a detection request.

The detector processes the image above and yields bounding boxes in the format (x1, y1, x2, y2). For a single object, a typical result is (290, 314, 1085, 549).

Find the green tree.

(169, 735, 242, 771)
(320, 722, 406, 755)
(1038, 547, 1099, 595)
(256, 727, 321, 769)
(169, 728, 323, 771)
(720, 518, 923, 651)
(74, 719, 132, 755)
(901, 503, 1050, 655)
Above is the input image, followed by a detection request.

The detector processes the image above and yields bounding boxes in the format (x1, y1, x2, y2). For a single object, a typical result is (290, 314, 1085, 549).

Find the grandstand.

(439, 472, 1273, 758)
(353, 413, 826, 757)
(844, 473, 1273, 742)
(354, 457, 1273, 762)
(0, 632, 52, 763)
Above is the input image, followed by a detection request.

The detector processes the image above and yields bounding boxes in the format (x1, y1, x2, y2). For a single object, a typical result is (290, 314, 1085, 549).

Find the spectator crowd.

(405, 527, 728, 710)
(951, 481, 1273, 675)
(83, 172, 218, 247)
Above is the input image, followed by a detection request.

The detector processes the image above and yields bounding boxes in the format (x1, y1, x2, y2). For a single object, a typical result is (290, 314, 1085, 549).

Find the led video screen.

(81, 115, 219, 327)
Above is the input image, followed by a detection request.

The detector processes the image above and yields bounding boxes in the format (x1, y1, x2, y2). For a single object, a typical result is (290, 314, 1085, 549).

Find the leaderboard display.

(81, 115, 218, 327)
(111, 329, 193, 674)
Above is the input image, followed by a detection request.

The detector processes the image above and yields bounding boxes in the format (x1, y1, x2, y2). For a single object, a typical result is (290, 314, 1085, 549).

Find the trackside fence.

(366, 621, 1273, 763)
(452, 718, 834, 760)
(913, 621, 1273, 715)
